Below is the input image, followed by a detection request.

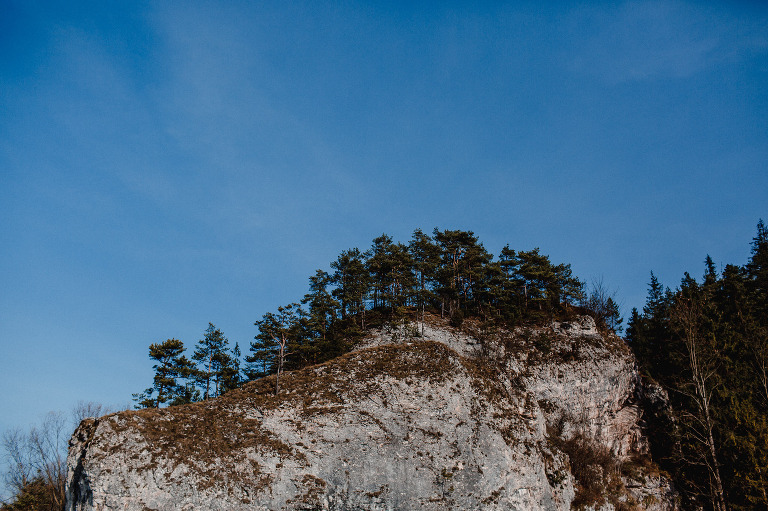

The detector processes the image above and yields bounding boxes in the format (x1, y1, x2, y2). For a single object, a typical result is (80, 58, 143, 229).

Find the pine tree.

(374, 240, 417, 319)
(253, 304, 301, 395)
(245, 326, 277, 380)
(409, 229, 440, 328)
(552, 262, 584, 310)
(460, 238, 493, 314)
(433, 228, 469, 317)
(133, 338, 196, 408)
(301, 270, 340, 360)
(432, 229, 489, 320)
(168, 382, 200, 406)
(330, 248, 369, 328)
(362, 235, 416, 316)
(497, 245, 525, 317)
(513, 248, 555, 313)
(703, 255, 718, 287)
(642, 272, 673, 377)
(625, 308, 642, 349)
(303, 270, 338, 340)
(604, 297, 622, 333)
(366, 234, 395, 310)
(192, 323, 229, 400)
(217, 342, 242, 395)
(474, 259, 510, 323)
(747, 219, 768, 319)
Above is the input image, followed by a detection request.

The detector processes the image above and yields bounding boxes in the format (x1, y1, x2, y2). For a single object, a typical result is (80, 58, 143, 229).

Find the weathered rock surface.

(66, 315, 677, 510)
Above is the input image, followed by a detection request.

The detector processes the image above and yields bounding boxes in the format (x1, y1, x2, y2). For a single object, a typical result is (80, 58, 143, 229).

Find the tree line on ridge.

(132, 228, 617, 407)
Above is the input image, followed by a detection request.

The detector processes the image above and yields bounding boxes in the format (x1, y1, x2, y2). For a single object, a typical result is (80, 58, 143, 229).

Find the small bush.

(0, 477, 58, 511)
(449, 310, 464, 328)
(532, 332, 553, 355)
(551, 433, 620, 510)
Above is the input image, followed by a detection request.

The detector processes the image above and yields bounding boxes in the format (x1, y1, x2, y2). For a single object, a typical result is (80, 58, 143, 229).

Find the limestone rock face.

(66, 315, 676, 510)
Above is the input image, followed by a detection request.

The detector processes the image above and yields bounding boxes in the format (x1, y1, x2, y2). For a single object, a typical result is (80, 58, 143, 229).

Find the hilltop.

(65, 313, 676, 510)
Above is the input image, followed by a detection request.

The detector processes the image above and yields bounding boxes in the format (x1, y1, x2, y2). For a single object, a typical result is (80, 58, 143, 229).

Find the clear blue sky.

(1, 1, 766, 434)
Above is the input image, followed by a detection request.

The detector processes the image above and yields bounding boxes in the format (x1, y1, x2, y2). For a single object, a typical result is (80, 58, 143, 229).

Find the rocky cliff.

(65, 315, 677, 510)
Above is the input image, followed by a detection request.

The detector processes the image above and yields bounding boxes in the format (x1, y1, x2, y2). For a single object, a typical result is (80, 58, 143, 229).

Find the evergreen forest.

(627, 220, 768, 510)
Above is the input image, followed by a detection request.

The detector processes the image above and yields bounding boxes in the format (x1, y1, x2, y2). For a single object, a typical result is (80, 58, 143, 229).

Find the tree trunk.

(275, 335, 286, 396)
(205, 355, 212, 400)
(757, 466, 768, 508)
(156, 382, 164, 408)
(702, 394, 726, 511)
(361, 291, 366, 329)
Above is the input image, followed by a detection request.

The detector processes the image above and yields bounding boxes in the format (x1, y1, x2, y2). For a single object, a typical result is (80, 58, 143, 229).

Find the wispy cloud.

(567, 1, 766, 84)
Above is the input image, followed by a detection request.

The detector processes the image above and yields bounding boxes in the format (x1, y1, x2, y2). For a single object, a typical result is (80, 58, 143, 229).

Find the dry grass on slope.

(94, 339, 522, 494)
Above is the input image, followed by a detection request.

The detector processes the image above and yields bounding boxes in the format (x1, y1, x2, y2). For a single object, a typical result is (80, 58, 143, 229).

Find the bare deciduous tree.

(71, 400, 114, 425)
(2, 402, 123, 509)
(29, 412, 68, 510)
(1, 412, 68, 510)
(754, 327, 768, 409)
(2, 428, 34, 500)
(671, 296, 727, 511)
(581, 277, 623, 333)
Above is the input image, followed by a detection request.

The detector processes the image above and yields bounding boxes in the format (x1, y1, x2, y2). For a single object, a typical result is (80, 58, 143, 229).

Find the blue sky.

(1, 1, 766, 435)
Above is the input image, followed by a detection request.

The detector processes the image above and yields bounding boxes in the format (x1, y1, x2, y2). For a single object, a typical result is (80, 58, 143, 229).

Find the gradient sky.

(1, 1, 767, 437)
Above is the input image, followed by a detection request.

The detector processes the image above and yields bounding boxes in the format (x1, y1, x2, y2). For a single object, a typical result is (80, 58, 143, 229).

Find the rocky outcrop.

(66, 315, 677, 510)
